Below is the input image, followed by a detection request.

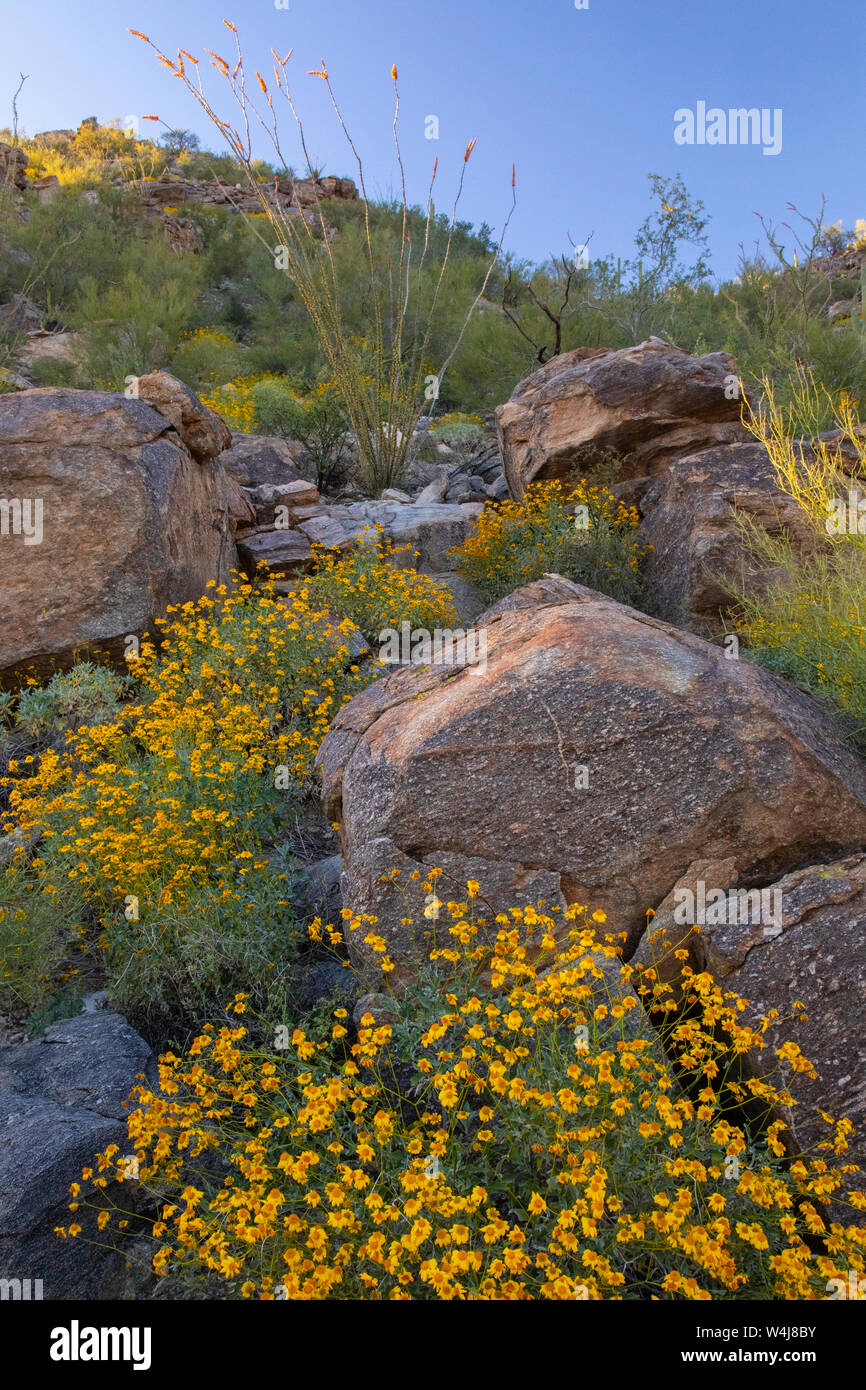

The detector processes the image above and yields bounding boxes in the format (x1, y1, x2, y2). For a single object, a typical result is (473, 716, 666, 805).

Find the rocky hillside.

(2, 331, 865, 1301)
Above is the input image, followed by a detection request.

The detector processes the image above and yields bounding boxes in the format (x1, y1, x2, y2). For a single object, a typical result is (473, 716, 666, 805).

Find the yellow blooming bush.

(199, 374, 285, 432)
(171, 326, 247, 388)
(730, 369, 866, 736)
(64, 884, 865, 1299)
(429, 411, 486, 432)
(307, 533, 458, 642)
(452, 479, 645, 605)
(428, 412, 486, 454)
(0, 577, 376, 1026)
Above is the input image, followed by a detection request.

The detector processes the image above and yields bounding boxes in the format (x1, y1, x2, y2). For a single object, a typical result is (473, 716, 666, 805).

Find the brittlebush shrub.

(0, 578, 376, 1029)
(171, 326, 247, 387)
(307, 533, 458, 643)
(199, 375, 284, 433)
(428, 412, 486, 455)
(727, 369, 866, 736)
(61, 883, 865, 1299)
(452, 480, 646, 606)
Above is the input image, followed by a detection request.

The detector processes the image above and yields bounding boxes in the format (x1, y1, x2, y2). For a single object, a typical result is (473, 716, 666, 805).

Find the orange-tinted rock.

(497, 338, 748, 498)
(317, 578, 866, 963)
(0, 387, 237, 684)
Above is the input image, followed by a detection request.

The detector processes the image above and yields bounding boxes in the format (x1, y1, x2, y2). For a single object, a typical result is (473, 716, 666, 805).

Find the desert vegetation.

(1, 21, 865, 1317)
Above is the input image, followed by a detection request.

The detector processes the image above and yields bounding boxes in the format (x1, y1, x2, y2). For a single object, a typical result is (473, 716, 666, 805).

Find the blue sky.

(2, 0, 863, 281)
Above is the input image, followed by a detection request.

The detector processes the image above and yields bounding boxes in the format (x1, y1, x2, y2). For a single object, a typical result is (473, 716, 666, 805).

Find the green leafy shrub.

(171, 326, 247, 387)
(428, 412, 486, 454)
(0, 860, 89, 1019)
(10, 662, 129, 740)
(252, 378, 351, 490)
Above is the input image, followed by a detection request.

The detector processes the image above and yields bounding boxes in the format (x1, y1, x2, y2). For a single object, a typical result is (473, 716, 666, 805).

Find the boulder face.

(136, 370, 231, 461)
(317, 577, 866, 968)
(496, 338, 748, 500)
(220, 432, 307, 488)
(637, 441, 824, 633)
(0, 385, 237, 684)
(0, 1006, 154, 1299)
(633, 854, 866, 1169)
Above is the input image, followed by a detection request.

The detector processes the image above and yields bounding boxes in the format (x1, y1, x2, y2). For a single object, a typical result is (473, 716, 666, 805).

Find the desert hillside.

(1, 11, 865, 1337)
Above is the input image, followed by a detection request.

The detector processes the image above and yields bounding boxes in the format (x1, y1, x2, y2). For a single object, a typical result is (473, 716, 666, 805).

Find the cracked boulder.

(0, 385, 238, 683)
(637, 441, 831, 635)
(633, 854, 866, 1169)
(316, 576, 866, 973)
(496, 337, 748, 499)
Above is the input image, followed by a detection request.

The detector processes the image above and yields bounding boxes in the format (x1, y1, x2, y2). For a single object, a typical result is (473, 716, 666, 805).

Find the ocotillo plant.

(131, 22, 515, 494)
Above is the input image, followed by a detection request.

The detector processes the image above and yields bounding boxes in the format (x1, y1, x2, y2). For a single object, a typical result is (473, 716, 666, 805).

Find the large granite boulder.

(496, 338, 748, 499)
(136, 370, 230, 461)
(317, 577, 866, 970)
(0, 384, 238, 684)
(633, 854, 866, 1169)
(637, 441, 824, 633)
(220, 432, 307, 487)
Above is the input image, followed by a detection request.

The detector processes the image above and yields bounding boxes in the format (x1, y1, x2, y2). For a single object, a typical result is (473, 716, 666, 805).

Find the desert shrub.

(62, 882, 866, 1299)
(72, 238, 203, 389)
(13, 122, 172, 189)
(9, 662, 129, 740)
(170, 326, 247, 387)
(452, 480, 645, 606)
(199, 374, 283, 432)
(0, 860, 89, 1019)
(307, 536, 458, 643)
(727, 369, 866, 737)
(25, 356, 78, 388)
(428, 413, 486, 455)
(252, 378, 351, 490)
(0, 579, 375, 1029)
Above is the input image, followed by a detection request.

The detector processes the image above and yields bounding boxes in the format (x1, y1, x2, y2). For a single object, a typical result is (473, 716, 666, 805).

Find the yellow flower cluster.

(200, 374, 286, 432)
(741, 594, 865, 715)
(429, 411, 486, 433)
(66, 886, 866, 1300)
(1, 577, 372, 914)
(452, 479, 644, 604)
(181, 326, 235, 347)
(309, 531, 458, 641)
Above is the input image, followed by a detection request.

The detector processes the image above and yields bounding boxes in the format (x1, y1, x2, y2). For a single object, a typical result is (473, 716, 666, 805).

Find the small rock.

(380, 487, 412, 503)
(414, 471, 449, 505)
(298, 515, 355, 550)
(237, 528, 313, 577)
(445, 484, 474, 503)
